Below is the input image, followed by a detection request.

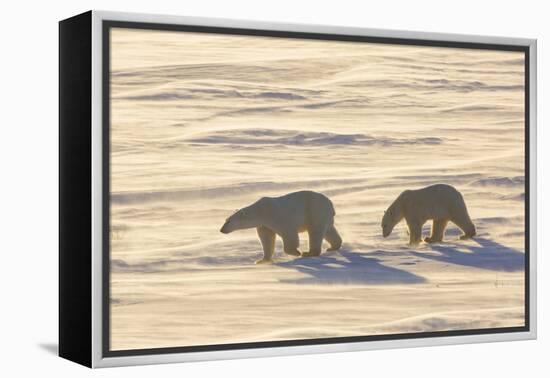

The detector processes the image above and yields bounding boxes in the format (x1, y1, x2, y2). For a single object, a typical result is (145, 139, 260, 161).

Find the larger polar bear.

(220, 191, 342, 263)
(381, 184, 476, 245)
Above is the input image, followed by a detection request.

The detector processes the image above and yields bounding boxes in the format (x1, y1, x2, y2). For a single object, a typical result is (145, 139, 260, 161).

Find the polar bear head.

(381, 208, 398, 237)
(220, 198, 271, 234)
(220, 207, 257, 234)
(381, 191, 408, 237)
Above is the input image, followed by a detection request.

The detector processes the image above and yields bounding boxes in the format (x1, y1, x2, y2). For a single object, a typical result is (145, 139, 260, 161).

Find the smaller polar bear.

(381, 184, 476, 245)
(220, 191, 342, 263)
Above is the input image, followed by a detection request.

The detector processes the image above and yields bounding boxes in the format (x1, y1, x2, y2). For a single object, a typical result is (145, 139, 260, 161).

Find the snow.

(108, 28, 526, 351)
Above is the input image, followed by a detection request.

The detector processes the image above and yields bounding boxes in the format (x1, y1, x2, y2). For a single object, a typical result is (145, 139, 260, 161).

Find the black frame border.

(59, 11, 93, 367)
(102, 20, 531, 358)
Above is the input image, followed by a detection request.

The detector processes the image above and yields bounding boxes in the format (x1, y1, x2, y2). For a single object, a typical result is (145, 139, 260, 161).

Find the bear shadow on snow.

(411, 237, 525, 272)
(276, 249, 426, 285)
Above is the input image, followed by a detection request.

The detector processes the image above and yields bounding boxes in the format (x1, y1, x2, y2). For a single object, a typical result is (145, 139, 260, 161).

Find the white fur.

(220, 191, 342, 263)
(381, 184, 476, 245)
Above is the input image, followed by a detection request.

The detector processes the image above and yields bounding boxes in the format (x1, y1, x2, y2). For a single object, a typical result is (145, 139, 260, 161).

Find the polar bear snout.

(220, 221, 232, 234)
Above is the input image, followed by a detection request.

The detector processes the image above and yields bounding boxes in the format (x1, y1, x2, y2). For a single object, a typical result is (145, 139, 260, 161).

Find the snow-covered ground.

(109, 28, 526, 350)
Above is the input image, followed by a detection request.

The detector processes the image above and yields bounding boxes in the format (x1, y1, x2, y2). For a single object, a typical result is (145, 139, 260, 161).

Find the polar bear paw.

(284, 249, 302, 257)
(424, 237, 442, 244)
(301, 251, 321, 258)
(255, 258, 273, 264)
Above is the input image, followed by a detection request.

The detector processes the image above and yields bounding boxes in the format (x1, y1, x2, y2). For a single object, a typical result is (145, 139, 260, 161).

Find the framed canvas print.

(59, 10, 537, 368)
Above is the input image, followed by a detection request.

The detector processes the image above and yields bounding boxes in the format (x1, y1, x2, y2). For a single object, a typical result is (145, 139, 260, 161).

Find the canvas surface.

(107, 27, 526, 351)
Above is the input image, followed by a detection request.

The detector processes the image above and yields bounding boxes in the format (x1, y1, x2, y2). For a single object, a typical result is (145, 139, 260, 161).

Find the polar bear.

(220, 190, 342, 263)
(381, 184, 476, 245)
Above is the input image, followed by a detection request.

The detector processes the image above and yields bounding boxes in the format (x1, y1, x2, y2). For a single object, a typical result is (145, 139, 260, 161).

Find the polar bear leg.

(406, 218, 423, 246)
(425, 219, 448, 243)
(256, 226, 275, 264)
(302, 225, 327, 257)
(325, 224, 342, 251)
(282, 232, 301, 256)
